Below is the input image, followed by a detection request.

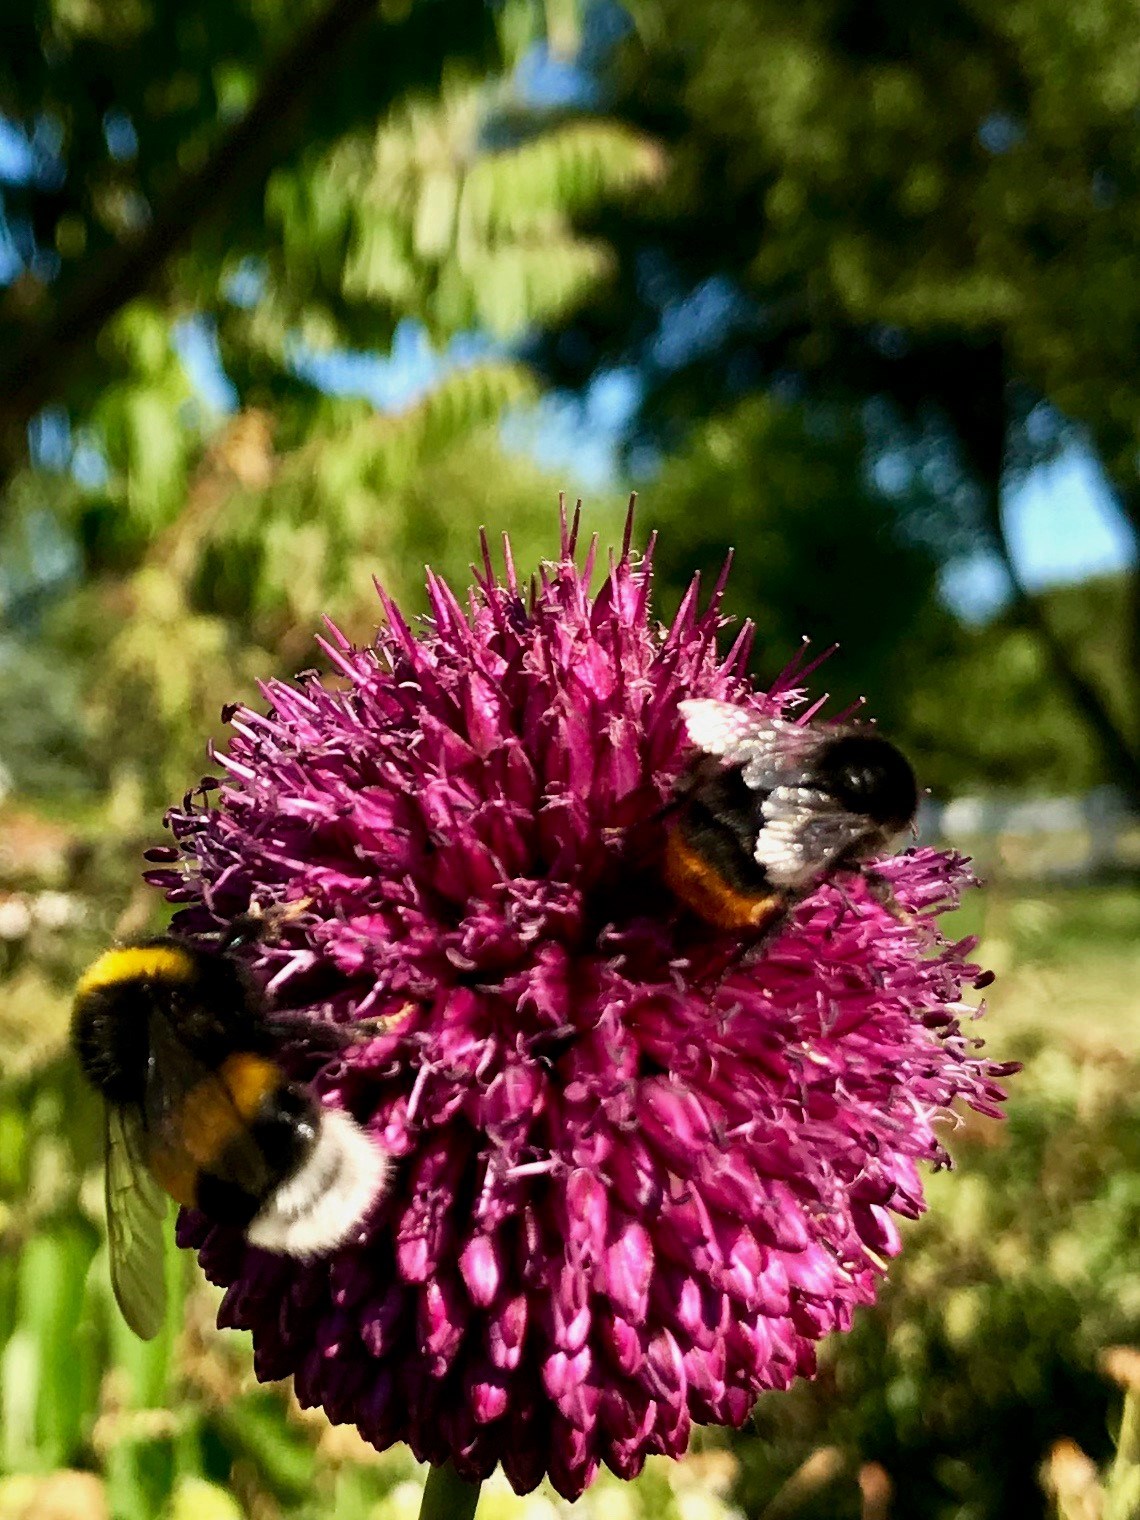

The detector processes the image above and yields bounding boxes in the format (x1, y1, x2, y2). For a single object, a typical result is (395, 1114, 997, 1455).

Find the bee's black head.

(814, 732, 918, 832)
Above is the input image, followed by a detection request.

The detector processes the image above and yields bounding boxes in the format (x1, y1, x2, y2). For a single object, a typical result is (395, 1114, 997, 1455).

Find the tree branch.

(950, 346, 1140, 804)
(0, 0, 379, 475)
(988, 501, 1140, 802)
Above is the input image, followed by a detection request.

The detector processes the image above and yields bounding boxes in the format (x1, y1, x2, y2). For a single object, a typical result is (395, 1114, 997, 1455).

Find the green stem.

(418, 1461, 482, 1520)
(1104, 1388, 1140, 1520)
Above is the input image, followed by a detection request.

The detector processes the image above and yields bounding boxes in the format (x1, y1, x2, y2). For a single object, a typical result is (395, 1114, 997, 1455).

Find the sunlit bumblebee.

(663, 698, 919, 931)
(72, 936, 389, 1339)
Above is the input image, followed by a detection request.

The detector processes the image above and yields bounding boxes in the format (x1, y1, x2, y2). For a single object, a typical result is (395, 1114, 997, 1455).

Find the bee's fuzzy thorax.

(75, 941, 198, 1001)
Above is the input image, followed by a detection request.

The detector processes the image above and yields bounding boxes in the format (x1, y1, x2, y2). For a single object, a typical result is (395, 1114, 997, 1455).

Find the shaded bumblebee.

(72, 937, 389, 1339)
(663, 698, 919, 931)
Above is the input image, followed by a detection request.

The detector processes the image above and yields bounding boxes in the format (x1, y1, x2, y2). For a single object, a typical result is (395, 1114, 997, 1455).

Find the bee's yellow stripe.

(663, 830, 785, 931)
(147, 1053, 282, 1207)
(75, 944, 197, 1001)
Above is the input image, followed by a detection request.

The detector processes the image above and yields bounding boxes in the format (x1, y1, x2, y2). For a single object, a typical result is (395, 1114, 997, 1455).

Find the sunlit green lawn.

(951, 880, 1140, 1052)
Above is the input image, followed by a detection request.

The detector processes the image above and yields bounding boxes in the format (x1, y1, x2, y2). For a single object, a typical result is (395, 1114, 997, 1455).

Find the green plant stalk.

(1104, 1388, 1140, 1520)
(418, 1460, 482, 1520)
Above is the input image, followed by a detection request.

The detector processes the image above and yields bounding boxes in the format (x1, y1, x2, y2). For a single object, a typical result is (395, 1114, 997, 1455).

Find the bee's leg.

(348, 1005, 417, 1039)
(704, 899, 791, 991)
(743, 899, 794, 957)
(862, 869, 912, 923)
(265, 1003, 415, 1052)
(826, 881, 859, 928)
(264, 1011, 352, 1059)
(222, 895, 316, 950)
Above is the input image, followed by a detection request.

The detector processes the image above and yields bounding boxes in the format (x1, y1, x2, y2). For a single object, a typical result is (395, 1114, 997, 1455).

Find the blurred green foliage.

(3, 0, 1138, 807)
(532, 0, 1140, 798)
(737, 1033, 1140, 1520)
(903, 576, 1138, 796)
(646, 398, 1136, 793)
(0, 0, 652, 829)
(645, 394, 953, 754)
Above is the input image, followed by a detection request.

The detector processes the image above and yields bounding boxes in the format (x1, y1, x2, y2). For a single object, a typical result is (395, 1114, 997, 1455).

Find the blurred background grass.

(1, 1, 1139, 1517)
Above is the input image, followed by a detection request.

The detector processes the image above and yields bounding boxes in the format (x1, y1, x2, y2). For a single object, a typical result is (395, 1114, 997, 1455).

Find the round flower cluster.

(148, 510, 1010, 1499)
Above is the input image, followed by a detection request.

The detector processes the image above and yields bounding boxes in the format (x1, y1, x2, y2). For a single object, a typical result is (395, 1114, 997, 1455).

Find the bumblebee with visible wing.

(72, 936, 389, 1339)
(663, 698, 919, 932)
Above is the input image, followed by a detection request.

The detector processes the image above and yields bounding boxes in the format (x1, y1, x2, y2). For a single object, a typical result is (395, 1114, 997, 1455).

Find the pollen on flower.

(149, 502, 1013, 1500)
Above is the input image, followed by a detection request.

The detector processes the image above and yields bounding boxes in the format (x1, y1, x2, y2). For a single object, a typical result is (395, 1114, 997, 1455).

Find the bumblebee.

(663, 698, 918, 931)
(72, 936, 389, 1339)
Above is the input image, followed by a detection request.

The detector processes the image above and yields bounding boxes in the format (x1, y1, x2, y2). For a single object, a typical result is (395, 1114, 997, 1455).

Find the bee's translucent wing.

(677, 699, 770, 757)
(754, 788, 879, 888)
(105, 1103, 168, 1340)
(678, 700, 826, 792)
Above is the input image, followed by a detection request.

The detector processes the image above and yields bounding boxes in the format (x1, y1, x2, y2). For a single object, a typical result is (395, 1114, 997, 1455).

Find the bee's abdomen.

(147, 1053, 318, 1223)
(663, 812, 784, 931)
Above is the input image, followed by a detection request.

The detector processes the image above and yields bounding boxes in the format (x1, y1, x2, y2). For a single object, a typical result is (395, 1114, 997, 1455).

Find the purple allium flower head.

(150, 506, 1012, 1500)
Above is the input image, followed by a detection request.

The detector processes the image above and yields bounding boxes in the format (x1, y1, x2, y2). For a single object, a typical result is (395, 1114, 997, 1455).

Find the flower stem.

(418, 1461, 482, 1520)
(1104, 1387, 1140, 1520)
